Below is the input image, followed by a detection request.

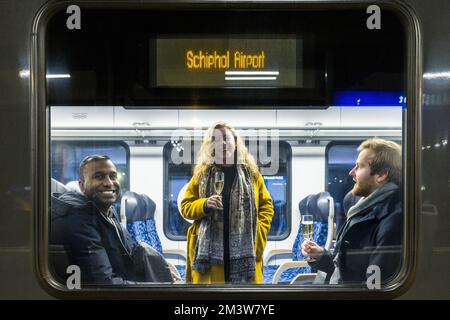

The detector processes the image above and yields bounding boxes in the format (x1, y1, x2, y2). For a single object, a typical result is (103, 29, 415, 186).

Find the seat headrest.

(65, 181, 81, 193)
(299, 192, 331, 222)
(343, 190, 361, 216)
(121, 191, 156, 223)
(51, 178, 69, 195)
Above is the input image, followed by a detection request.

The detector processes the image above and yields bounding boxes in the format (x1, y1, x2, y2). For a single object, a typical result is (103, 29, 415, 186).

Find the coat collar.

(346, 182, 398, 219)
(336, 183, 400, 240)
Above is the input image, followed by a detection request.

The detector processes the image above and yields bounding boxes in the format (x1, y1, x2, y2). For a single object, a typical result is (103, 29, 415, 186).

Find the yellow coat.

(181, 173, 274, 284)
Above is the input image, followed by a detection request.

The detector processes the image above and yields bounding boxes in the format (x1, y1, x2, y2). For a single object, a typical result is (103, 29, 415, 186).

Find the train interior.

(49, 105, 403, 284)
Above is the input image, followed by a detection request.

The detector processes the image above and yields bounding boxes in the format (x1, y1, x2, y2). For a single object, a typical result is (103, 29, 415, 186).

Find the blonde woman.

(181, 122, 274, 284)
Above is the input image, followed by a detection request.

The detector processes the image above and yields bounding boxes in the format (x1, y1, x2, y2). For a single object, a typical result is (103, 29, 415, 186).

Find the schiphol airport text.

(186, 50, 266, 70)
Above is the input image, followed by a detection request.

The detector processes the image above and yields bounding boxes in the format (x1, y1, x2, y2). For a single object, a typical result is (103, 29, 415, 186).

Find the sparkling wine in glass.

(301, 214, 315, 261)
(301, 215, 314, 241)
(214, 171, 224, 195)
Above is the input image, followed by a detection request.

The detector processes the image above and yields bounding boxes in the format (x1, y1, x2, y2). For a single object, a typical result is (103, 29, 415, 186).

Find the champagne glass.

(301, 214, 314, 261)
(214, 171, 224, 195)
(213, 171, 224, 211)
(301, 215, 314, 241)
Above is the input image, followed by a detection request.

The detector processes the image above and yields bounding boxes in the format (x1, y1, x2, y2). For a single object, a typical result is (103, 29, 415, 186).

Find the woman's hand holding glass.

(206, 194, 223, 210)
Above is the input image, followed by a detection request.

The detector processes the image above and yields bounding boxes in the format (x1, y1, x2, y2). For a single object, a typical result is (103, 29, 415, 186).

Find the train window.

(37, 2, 416, 296)
(51, 141, 130, 192)
(163, 140, 292, 240)
(326, 143, 360, 233)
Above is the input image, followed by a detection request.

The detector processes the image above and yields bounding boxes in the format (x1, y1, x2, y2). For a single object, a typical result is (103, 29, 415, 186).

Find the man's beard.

(91, 190, 117, 210)
(352, 179, 377, 197)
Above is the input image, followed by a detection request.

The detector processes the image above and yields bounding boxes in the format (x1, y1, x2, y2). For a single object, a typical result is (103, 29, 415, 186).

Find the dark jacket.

(312, 184, 402, 285)
(51, 191, 146, 284)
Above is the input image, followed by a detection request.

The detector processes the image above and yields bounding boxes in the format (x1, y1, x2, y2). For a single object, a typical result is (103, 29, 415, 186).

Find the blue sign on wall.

(333, 90, 406, 107)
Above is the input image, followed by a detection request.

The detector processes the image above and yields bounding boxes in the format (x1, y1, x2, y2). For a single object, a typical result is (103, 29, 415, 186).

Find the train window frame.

(162, 139, 292, 242)
(32, 1, 420, 299)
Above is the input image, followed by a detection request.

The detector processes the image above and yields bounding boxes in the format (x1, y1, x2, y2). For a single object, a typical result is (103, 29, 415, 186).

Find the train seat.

(120, 191, 186, 282)
(263, 192, 335, 284)
(51, 178, 69, 196)
(335, 190, 362, 235)
(343, 190, 362, 216)
(64, 180, 81, 193)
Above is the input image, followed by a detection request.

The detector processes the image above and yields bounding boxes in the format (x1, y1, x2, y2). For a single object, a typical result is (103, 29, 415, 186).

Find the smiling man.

(302, 139, 403, 285)
(78, 155, 121, 212)
(53, 155, 174, 285)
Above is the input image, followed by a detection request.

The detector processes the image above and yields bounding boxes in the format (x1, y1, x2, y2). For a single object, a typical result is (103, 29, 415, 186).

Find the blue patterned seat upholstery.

(121, 191, 185, 281)
(264, 192, 333, 284)
(127, 219, 163, 254)
(120, 191, 162, 251)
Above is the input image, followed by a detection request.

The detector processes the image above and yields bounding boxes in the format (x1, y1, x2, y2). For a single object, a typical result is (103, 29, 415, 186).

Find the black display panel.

(46, 9, 329, 108)
(156, 36, 300, 88)
(46, 8, 405, 108)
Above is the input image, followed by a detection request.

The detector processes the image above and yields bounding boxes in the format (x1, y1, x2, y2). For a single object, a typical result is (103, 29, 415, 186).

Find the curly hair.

(193, 122, 260, 182)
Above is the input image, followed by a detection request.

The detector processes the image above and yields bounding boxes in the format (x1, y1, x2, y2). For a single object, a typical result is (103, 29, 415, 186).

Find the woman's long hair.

(193, 122, 260, 182)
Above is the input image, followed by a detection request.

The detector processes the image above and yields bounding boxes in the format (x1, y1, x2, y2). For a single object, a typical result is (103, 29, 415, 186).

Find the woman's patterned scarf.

(193, 165, 257, 283)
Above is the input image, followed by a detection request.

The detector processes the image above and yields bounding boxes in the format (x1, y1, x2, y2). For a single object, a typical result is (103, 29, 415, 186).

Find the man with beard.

(52, 155, 175, 285)
(302, 139, 402, 285)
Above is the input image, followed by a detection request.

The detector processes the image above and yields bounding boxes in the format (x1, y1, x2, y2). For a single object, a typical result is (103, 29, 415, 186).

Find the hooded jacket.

(51, 191, 140, 284)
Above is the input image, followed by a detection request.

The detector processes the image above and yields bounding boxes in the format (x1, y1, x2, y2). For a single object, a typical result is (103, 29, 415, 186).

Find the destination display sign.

(156, 36, 300, 88)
